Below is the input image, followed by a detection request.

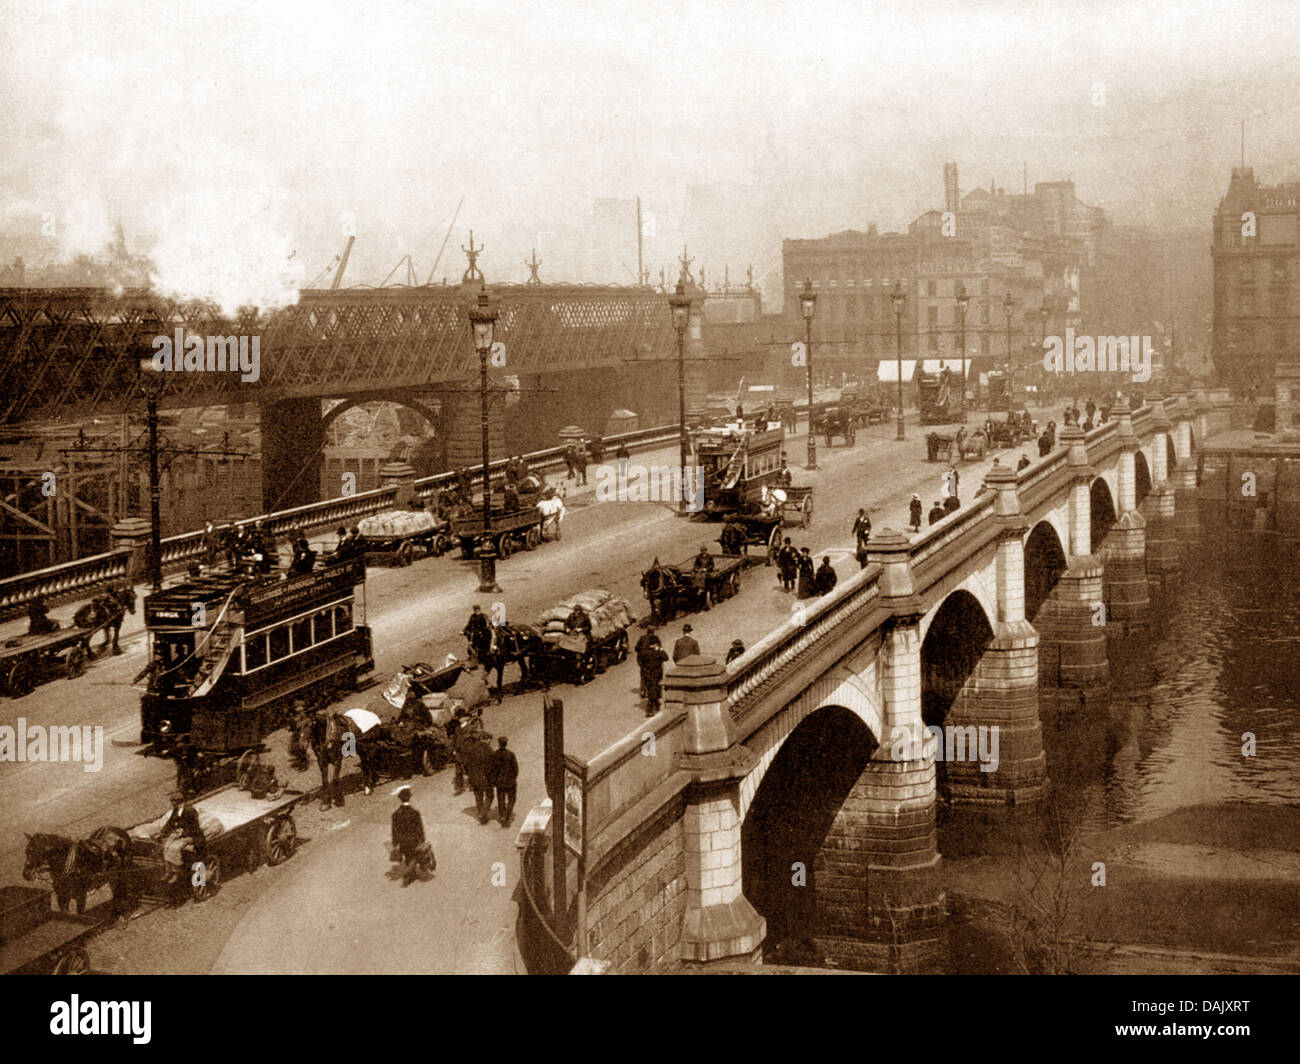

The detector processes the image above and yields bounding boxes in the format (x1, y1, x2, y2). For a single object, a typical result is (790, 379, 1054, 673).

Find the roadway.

(0, 406, 1057, 973)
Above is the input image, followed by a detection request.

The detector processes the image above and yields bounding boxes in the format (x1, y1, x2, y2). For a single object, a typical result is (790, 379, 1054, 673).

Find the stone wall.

(586, 794, 689, 973)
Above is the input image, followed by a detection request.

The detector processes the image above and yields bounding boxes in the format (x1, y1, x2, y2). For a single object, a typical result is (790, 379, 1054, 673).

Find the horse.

(296, 709, 347, 809)
(75, 585, 136, 656)
(479, 624, 542, 700)
(641, 562, 683, 623)
(23, 828, 128, 914)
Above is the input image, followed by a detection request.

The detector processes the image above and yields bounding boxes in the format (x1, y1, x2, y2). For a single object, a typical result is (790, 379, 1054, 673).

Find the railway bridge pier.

(547, 393, 1201, 974)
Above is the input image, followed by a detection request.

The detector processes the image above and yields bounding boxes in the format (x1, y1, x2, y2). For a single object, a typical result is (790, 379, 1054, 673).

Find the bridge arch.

(1024, 520, 1068, 624)
(740, 704, 878, 956)
(1090, 477, 1118, 546)
(322, 394, 441, 434)
(920, 590, 995, 731)
(1134, 450, 1153, 508)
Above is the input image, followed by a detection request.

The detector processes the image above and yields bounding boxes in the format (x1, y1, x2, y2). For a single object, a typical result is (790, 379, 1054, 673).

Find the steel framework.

(0, 283, 676, 424)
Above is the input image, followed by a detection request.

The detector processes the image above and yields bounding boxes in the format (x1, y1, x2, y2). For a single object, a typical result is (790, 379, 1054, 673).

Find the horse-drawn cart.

(531, 591, 633, 686)
(451, 504, 549, 559)
(0, 626, 97, 698)
(0, 885, 100, 974)
(718, 485, 814, 564)
(357, 508, 451, 566)
(363, 662, 465, 778)
(814, 405, 858, 446)
(641, 553, 744, 622)
(124, 782, 308, 905)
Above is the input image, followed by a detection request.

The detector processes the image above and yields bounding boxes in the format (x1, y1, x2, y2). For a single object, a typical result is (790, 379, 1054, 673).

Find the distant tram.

(140, 558, 373, 753)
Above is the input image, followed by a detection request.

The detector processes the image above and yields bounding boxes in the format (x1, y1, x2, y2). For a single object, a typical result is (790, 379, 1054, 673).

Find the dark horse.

(23, 827, 130, 914)
(641, 562, 686, 623)
(479, 624, 543, 701)
(295, 709, 346, 810)
(75, 584, 136, 657)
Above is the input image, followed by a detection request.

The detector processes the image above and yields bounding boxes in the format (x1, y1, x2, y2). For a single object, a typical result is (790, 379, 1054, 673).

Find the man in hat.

(461, 728, 494, 825)
(463, 604, 492, 665)
(852, 509, 871, 569)
(672, 624, 700, 664)
(641, 637, 669, 717)
(909, 493, 923, 532)
(777, 536, 799, 592)
(634, 625, 660, 696)
(391, 787, 429, 885)
(159, 790, 204, 884)
(814, 555, 838, 596)
(488, 736, 519, 827)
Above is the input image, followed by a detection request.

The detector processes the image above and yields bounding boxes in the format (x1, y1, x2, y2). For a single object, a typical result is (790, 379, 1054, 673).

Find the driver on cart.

(159, 790, 205, 884)
(564, 604, 593, 639)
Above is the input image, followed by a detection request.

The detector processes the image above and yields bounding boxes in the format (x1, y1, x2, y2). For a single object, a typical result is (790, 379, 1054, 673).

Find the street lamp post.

(891, 281, 906, 441)
(136, 360, 166, 592)
(468, 289, 501, 593)
(799, 279, 818, 470)
(956, 282, 970, 424)
(1003, 290, 1015, 414)
(668, 283, 691, 514)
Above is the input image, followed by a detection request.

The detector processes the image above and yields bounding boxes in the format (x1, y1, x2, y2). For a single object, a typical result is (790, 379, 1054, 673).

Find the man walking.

(463, 604, 492, 665)
(777, 536, 799, 592)
(641, 638, 669, 717)
(634, 625, 660, 696)
(852, 509, 871, 569)
(909, 493, 923, 533)
(489, 736, 519, 828)
(672, 623, 700, 664)
(461, 729, 494, 825)
(390, 787, 430, 886)
(814, 556, 837, 596)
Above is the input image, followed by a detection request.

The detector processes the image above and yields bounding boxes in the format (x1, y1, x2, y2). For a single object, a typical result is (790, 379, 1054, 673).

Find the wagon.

(124, 782, 307, 905)
(926, 432, 956, 462)
(451, 503, 549, 559)
(719, 512, 784, 565)
(0, 623, 98, 698)
(642, 553, 745, 622)
(0, 885, 100, 974)
(531, 627, 630, 686)
(358, 509, 452, 566)
(780, 485, 814, 528)
(364, 661, 464, 778)
(814, 405, 858, 446)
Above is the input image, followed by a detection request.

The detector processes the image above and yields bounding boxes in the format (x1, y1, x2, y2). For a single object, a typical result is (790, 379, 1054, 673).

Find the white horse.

(537, 493, 566, 540)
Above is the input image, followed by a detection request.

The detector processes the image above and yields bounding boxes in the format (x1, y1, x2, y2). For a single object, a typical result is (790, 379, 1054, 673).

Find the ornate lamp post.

(1003, 290, 1015, 414)
(891, 281, 906, 441)
(668, 282, 691, 514)
(135, 358, 167, 592)
(956, 282, 970, 424)
(799, 279, 818, 470)
(468, 289, 501, 593)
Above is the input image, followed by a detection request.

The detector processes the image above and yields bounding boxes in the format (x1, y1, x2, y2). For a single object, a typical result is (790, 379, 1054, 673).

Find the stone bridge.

(557, 392, 1207, 974)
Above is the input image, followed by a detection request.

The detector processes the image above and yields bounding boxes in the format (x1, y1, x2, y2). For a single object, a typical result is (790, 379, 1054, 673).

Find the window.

(981, 333, 990, 356)
(313, 609, 333, 643)
(335, 603, 353, 634)
(981, 305, 990, 325)
(927, 280, 937, 297)
(291, 616, 312, 653)
(269, 626, 290, 662)
(244, 634, 267, 672)
(927, 305, 939, 329)
(928, 333, 939, 353)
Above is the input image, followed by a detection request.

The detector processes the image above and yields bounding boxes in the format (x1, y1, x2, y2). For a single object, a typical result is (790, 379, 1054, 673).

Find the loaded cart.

(0, 885, 101, 974)
(451, 504, 548, 559)
(358, 661, 470, 779)
(717, 485, 814, 565)
(641, 553, 744, 622)
(531, 590, 633, 686)
(0, 623, 98, 698)
(357, 507, 451, 566)
(124, 782, 308, 906)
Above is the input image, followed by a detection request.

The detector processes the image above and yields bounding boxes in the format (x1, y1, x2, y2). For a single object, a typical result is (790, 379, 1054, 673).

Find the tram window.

(291, 616, 313, 653)
(269, 626, 290, 661)
(334, 603, 353, 633)
(244, 634, 268, 671)
(313, 609, 333, 642)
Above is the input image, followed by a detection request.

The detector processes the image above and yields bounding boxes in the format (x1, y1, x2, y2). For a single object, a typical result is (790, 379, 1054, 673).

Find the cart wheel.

(265, 816, 297, 866)
(6, 660, 35, 697)
(578, 653, 597, 685)
(192, 854, 221, 901)
(421, 745, 446, 775)
(766, 526, 780, 566)
(432, 533, 449, 557)
(236, 749, 257, 789)
(497, 533, 513, 559)
(66, 643, 88, 678)
(53, 947, 90, 975)
(614, 630, 628, 663)
(395, 542, 414, 567)
(525, 526, 542, 551)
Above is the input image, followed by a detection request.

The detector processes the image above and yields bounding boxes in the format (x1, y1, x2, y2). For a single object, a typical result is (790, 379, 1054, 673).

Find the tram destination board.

(242, 558, 366, 625)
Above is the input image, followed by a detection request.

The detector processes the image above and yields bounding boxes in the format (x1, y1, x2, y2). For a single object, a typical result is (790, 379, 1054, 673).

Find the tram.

(139, 558, 373, 753)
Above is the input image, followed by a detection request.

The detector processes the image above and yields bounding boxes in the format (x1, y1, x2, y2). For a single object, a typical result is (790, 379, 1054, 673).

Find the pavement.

(0, 403, 1060, 974)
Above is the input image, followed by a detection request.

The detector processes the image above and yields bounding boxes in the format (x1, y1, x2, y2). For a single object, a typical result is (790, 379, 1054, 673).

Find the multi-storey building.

(1211, 167, 1300, 392)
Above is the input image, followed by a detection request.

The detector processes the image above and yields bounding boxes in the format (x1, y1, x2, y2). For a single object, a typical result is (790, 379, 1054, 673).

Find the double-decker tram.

(140, 557, 373, 753)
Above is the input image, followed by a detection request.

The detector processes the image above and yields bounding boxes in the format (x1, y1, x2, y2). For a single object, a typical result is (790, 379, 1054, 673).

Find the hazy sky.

(3, 0, 1300, 308)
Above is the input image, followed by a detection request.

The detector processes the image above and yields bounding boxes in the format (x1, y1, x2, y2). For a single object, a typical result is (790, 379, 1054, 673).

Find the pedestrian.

(853, 509, 871, 568)
(390, 787, 431, 885)
(943, 493, 960, 515)
(672, 623, 700, 664)
(725, 639, 746, 664)
(1017, 453, 1031, 471)
(463, 604, 492, 664)
(489, 736, 519, 828)
(563, 446, 576, 480)
(928, 500, 946, 526)
(574, 447, 588, 486)
(461, 730, 494, 824)
(909, 493, 923, 533)
(814, 556, 837, 596)
(796, 547, 816, 598)
(777, 536, 799, 591)
(641, 639, 669, 717)
(201, 521, 220, 567)
(448, 712, 466, 796)
(1085, 397, 1096, 423)
(634, 625, 660, 696)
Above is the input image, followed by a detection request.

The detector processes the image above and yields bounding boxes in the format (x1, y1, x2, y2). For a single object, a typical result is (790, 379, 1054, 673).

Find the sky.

(3, 0, 1300, 310)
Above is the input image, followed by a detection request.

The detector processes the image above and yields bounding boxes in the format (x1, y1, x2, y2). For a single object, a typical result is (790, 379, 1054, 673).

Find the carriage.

(361, 661, 467, 778)
(717, 485, 814, 565)
(813, 405, 859, 446)
(641, 553, 745, 622)
(529, 592, 633, 686)
(122, 782, 308, 905)
(0, 885, 101, 974)
(139, 557, 373, 756)
(357, 507, 452, 566)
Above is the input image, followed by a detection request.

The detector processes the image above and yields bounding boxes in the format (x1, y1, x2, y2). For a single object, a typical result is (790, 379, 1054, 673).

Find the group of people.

(562, 437, 603, 485)
(773, 538, 837, 599)
(632, 622, 745, 717)
(1063, 395, 1114, 433)
(910, 463, 966, 531)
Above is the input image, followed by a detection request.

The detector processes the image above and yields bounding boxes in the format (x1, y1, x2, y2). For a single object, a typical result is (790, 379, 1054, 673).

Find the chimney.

(944, 162, 959, 213)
